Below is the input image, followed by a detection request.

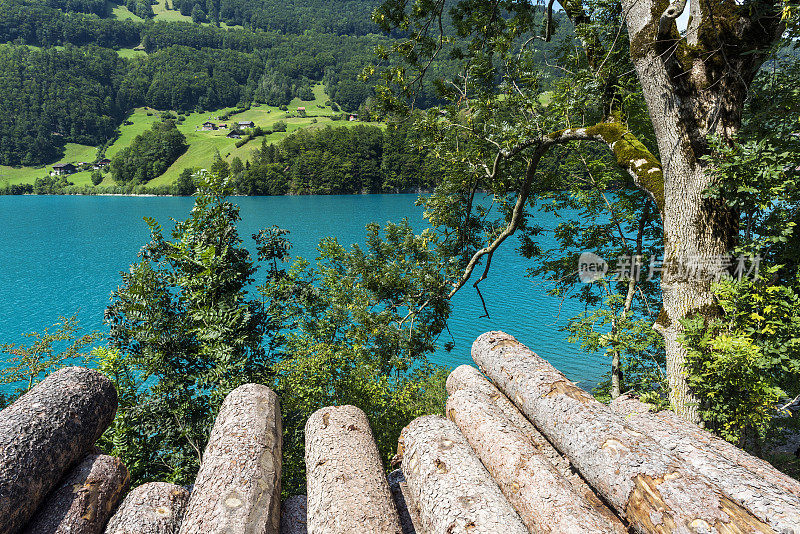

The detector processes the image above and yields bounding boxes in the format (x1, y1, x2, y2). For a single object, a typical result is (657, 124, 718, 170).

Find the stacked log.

(398, 415, 528, 533)
(105, 482, 191, 534)
(472, 331, 776, 533)
(0, 367, 118, 534)
(387, 469, 420, 534)
(22, 454, 129, 534)
(279, 496, 307, 534)
(446, 363, 621, 521)
(447, 388, 627, 533)
(611, 395, 800, 530)
(179, 384, 283, 534)
(304, 405, 402, 534)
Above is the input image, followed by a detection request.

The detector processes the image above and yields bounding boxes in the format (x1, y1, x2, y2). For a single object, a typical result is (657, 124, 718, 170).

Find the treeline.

(228, 123, 443, 194)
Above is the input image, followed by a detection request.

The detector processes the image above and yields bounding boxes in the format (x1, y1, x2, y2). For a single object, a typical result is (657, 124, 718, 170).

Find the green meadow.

(0, 84, 381, 190)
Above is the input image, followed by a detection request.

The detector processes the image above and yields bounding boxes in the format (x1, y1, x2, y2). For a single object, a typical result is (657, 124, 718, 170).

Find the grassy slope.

(1, 84, 382, 189)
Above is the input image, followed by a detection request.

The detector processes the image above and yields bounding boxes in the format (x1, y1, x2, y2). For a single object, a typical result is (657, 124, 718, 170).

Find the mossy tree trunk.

(618, 0, 785, 421)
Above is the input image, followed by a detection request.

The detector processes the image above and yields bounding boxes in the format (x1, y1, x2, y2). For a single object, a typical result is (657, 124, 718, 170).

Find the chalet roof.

(52, 163, 75, 169)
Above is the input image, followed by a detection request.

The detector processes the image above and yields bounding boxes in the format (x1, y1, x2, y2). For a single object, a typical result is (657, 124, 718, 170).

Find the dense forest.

(0, 0, 572, 167)
(230, 122, 443, 194)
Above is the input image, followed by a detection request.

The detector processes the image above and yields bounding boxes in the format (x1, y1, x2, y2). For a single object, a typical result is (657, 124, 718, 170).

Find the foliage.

(263, 220, 451, 494)
(98, 172, 450, 491)
(234, 122, 443, 195)
(0, 315, 99, 407)
(110, 120, 187, 184)
(101, 171, 274, 484)
(681, 306, 787, 446)
(0, 44, 126, 166)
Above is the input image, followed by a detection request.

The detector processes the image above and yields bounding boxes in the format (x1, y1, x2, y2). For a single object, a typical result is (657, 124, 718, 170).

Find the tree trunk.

(279, 496, 307, 534)
(620, 0, 783, 421)
(304, 405, 402, 534)
(447, 388, 628, 533)
(179, 384, 282, 534)
(445, 364, 619, 519)
(473, 331, 774, 533)
(22, 454, 128, 534)
(105, 482, 191, 534)
(387, 469, 420, 534)
(611, 395, 800, 531)
(397, 415, 528, 533)
(0, 367, 118, 534)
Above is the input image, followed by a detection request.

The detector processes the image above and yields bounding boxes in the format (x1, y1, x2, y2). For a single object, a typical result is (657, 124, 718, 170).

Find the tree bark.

(179, 383, 282, 534)
(21, 454, 129, 534)
(397, 415, 528, 533)
(105, 482, 191, 534)
(304, 405, 402, 534)
(0, 367, 118, 534)
(446, 365, 575, 479)
(445, 364, 621, 521)
(610, 395, 800, 531)
(473, 331, 774, 533)
(387, 469, 420, 534)
(447, 388, 628, 533)
(279, 496, 307, 534)
(619, 0, 783, 421)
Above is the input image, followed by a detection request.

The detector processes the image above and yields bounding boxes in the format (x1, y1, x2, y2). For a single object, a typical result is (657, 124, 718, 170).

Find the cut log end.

(305, 405, 402, 534)
(399, 415, 528, 533)
(106, 482, 190, 534)
(179, 383, 282, 534)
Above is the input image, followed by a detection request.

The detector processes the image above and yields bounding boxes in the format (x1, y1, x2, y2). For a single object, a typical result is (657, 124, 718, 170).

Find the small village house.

(93, 159, 111, 170)
(238, 120, 255, 128)
(202, 121, 218, 131)
(348, 113, 358, 121)
(227, 131, 242, 139)
(51, 163, 76, 176)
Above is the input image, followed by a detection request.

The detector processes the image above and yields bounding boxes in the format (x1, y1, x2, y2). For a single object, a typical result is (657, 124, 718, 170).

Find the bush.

(91, 170, 103, 186)
(272, 121, 287, 132)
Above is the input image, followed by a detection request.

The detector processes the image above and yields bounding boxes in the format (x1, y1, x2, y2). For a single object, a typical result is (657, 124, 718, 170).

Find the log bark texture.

(446, 364, 618, 511)
(446, 365, 623, 528)
(105, 482, 191, 534)
(279, 496, 307, 534)
(0, 367, 118, 534)
(387, 469, 420, 534)
(610, 395, 800, 531)
(447, 388, 627, 533)
(398, 415, 528, 534)
(473, 331, 775, 534)
(304, 405, 402, 534)
(179, 383, 282, 534)
(22, 454, 128, 534)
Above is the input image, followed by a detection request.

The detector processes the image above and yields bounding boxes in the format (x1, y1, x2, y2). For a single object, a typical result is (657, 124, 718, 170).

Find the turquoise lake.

(0, 194, 607, 389)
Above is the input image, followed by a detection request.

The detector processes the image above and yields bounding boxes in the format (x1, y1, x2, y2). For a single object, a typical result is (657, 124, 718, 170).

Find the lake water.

(0, 194, 608, 390)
